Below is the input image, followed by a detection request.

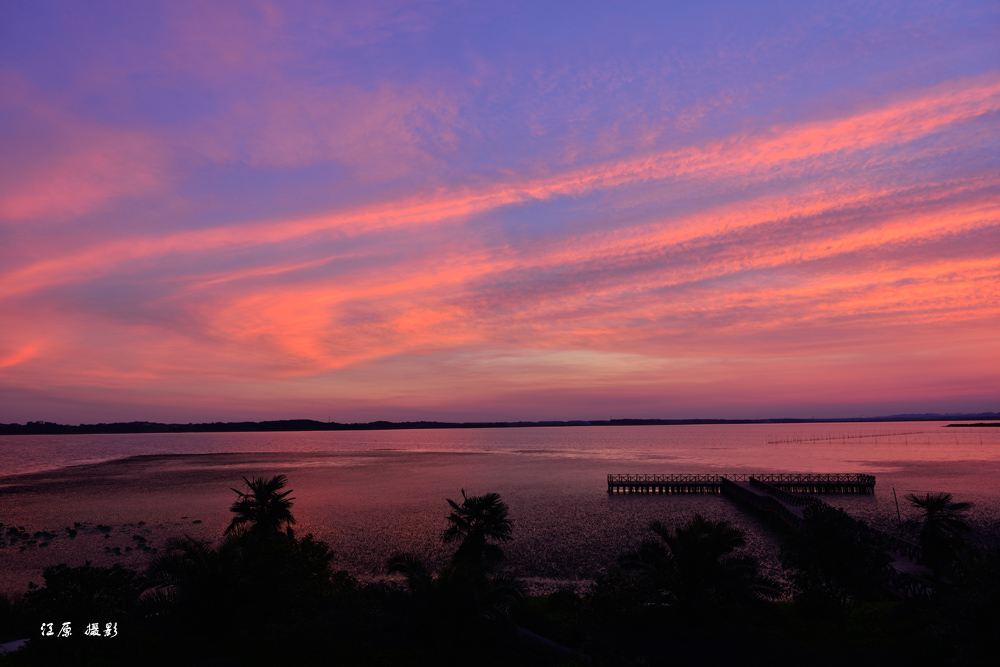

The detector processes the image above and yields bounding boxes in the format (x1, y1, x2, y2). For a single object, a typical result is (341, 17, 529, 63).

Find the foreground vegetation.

(1, 477, 998, 666)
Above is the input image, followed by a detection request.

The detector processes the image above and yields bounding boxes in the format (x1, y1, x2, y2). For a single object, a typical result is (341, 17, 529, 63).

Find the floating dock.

(606, 473, 875, 494)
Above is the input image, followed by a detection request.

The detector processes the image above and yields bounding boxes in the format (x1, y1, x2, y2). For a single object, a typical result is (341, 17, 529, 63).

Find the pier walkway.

(719, 477, 808, 531)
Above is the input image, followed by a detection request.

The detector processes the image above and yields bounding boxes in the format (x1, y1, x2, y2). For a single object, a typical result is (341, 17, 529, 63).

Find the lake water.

(1, 422, 998, 592)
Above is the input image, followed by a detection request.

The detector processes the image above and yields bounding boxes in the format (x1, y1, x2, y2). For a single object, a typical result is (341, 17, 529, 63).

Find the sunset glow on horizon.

(1, 1, 998, 423)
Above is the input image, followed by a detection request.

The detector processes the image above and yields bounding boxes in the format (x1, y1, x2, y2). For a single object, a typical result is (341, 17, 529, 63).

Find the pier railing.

(607, 473, 875, 484)
(607, 473, 875, 494)
(748, 477, 821, 508)
(754, 473, 875, 486)
(608, 474, 722, 484)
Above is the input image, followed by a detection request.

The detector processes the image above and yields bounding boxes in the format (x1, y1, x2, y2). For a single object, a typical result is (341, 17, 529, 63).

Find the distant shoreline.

(2, 413, 998, 435)
(944, 422, 1000, 427)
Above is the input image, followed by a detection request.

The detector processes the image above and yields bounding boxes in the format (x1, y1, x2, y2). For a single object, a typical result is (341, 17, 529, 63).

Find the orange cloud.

(0, 344, 39, 369)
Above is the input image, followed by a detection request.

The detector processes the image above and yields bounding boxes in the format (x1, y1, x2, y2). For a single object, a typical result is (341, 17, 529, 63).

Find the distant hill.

(1, 413, 997, 435)
(880, 412, 1000, 421)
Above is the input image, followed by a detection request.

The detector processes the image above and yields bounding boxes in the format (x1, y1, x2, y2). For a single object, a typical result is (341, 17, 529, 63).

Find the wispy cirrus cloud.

(4, 74, 997, 292)
(0, 71, 170, 222)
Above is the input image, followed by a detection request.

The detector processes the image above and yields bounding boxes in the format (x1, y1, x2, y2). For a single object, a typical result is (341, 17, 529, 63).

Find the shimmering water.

(1, 423, 998, 592)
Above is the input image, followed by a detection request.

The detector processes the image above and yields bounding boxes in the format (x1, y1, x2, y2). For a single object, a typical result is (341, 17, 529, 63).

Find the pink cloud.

(197, 82, 460, 174)
(0, 71, 170, 222)
(152, 1, 460, 174)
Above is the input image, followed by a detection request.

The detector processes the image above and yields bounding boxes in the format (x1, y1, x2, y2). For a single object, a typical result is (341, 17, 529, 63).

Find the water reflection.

(1, 423, 997, 591)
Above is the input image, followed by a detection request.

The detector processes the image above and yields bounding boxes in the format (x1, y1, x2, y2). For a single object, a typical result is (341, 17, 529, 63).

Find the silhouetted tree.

(441, 489, 513, 574)
(904, 492, 973, 578)
(226, 474, 296, 539)
(24, 562, 146, 623)
(19, 563, 147, 664)
(782, 503, 890, 619)
(387, 552, 434, 598)
(0, 590, 29, 643)
(148, 533, 246, 628)
(621, 514, 781, 615)
(385, 490, 525, 662)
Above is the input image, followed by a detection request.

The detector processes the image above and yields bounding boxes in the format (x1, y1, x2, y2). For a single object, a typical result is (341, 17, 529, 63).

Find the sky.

(1, 1, 998, 424)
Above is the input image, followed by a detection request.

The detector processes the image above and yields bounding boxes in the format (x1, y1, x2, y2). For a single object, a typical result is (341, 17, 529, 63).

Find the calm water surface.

(1, 423, 998, 591)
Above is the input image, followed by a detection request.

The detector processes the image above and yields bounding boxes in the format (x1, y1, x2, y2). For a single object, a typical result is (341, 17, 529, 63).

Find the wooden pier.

(607, 473, 875, 495)
(608, 471, 931, 596)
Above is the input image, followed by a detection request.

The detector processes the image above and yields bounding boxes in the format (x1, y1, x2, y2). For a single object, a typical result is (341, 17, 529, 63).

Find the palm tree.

(226, 474, 297, 539)
(380, 493, 517, 654)
(387, 552, 434, 597)
(148, 534, 245, 619)
(905, 492, 973, 575)
(441, 489, 513, 572)
(622, 514, 781, 611)
(905, 492, 973, 535)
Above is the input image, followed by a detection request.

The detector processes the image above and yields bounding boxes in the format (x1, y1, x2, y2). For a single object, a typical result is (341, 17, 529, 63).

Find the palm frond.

(225, 474, 297, 537)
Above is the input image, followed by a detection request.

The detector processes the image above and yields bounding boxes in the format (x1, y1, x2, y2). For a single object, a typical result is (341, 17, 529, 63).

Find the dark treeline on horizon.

(1, 413, 999, 435)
